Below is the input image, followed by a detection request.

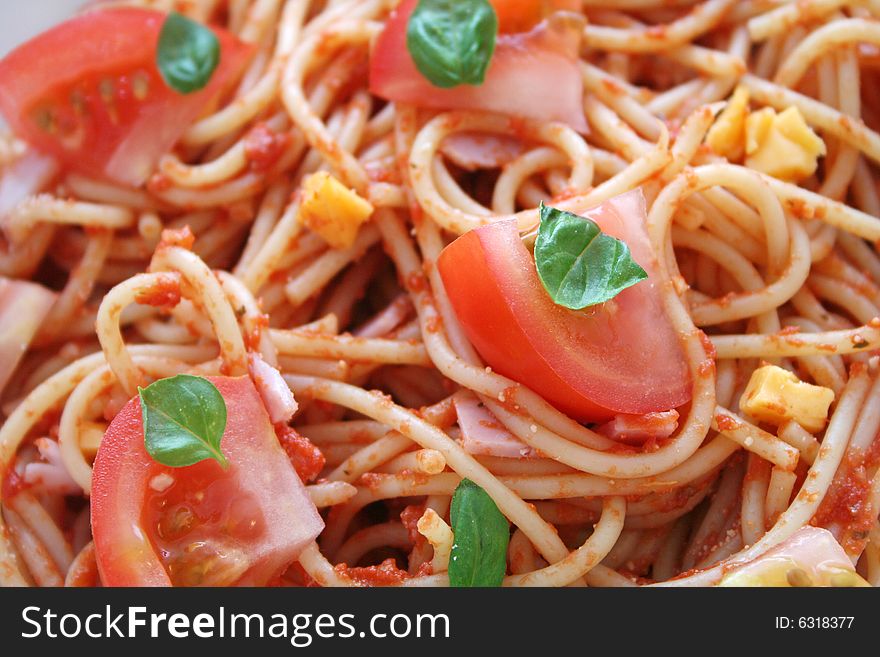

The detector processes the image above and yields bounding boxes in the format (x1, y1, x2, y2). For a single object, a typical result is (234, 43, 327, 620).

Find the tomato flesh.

(437, 190, 692, 422)
(91, 375, 323, 587)
(0, 8, 251, 185)
(369, 0, 588, 132)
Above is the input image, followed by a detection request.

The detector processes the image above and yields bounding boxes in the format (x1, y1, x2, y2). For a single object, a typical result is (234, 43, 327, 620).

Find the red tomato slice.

(0, 8, 251, 186)
(91, 375, 323, 586)
(369, 0, 588, 132)
(437, 190, 692, 423)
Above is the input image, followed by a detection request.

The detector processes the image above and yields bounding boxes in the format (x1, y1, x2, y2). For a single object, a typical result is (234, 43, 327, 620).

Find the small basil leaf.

(534, 202, 648, 310)
(139, 374, 228, 468)
(156, 12, 220, 94)
(406, 0, 497, 89)
(448, 478, 509, 587)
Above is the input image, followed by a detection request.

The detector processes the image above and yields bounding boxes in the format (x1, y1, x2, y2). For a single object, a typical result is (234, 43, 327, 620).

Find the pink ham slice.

(596, 410, 679, 445)
(0, 276, 56, 397)
(249, 352, 298, 424)
(440, 132, 526, 171)
(0, 149, 57, 229)
(453, 390, 535, 458)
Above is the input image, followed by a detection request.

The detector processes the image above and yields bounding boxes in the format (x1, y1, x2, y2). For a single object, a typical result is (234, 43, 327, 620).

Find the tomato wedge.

(437, 190, 691, 423)
(91, 375, 323, 586)
(369, 0, 588, 132)
(0, 8, 251, 186)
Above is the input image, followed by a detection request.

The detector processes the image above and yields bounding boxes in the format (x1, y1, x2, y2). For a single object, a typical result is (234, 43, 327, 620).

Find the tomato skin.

(369, 0, 588, 132)
(437, 191, 692, 422)
(0, 8, 251, 185)
(91, 375, 323, 587)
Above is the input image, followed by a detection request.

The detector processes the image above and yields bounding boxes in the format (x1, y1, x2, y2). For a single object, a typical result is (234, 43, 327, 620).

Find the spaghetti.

(0, 0, 879, 587)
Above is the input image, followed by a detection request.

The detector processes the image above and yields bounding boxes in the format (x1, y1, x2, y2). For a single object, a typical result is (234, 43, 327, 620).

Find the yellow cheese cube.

(739, 365, 834, 433)
(705, 86, 749, 161)
(298, 171, 374, 249)
(744, 106, 826, 182)
(745, 107, 775, 155)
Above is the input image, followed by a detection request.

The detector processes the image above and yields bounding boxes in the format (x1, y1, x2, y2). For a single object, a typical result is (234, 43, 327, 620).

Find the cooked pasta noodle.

(1, 0, 879, 588)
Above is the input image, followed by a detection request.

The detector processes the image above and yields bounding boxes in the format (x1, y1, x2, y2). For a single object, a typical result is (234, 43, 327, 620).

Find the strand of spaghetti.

(810, 273, 880, 324)
(6, 491, 73, 574)
(408, 111, 594, 233)
(306, 481, 358, 508)
(713, 407, 800, 470)
(6, 195, 134, 243)
(297, 91, 373, 182)
(234, 180, 289, 276)
(775, 18, 880, 87)
(283, 225, 380, 307)
(159, 113, 288, 188)
(150, 246, 248, 374)
(95, 272, 183, 393)
(741, 455, 772, 547)
(747, 0, 856, 41)
(377, 449, 447, 475)
(238, 196, 303, 292)
(655, 364, 871, 586)
(335, 522, 411, 567)
(36, 229, 112, 344)
(852, 157, 880, 216)
(282, 20, 380, 194)
(646, 78, 706, 117)
(182, 0, 311, 145)
(674, 222, 809, 326)
(765, 466, 798, 527)
(582, 0, 735, 52)
(682, 460, 743, 570)
(2, 507, 60, 586)
(328, 433, 411, 483)
(710, 319, 880, 358)
(778, 421, 821, 465)
(270, 330, 429, 365)
(505, 497, 626, 587)
(297, 542, 355, 587)
(492, 148, 570, 215)
(493, 437, 736, 498)
(624, 485, 715, 530)
(64, 173, 156, 210)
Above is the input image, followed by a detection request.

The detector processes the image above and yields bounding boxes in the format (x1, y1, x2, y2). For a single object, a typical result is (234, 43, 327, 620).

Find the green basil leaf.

(406, 0, 497, 89)
(156, 12, 220, 94)
(534, 202, 648, 310)
(139, 374, 228, 468)
(448, 478, 509, 587)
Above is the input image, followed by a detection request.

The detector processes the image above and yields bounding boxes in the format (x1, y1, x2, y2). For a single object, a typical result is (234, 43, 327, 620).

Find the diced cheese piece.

(298, 171, 374, 249)
(744, 106, 826, 182)
(705, 86, 749, 161)
(745, 107, 775, 154)
(739, 364, 833, 433)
